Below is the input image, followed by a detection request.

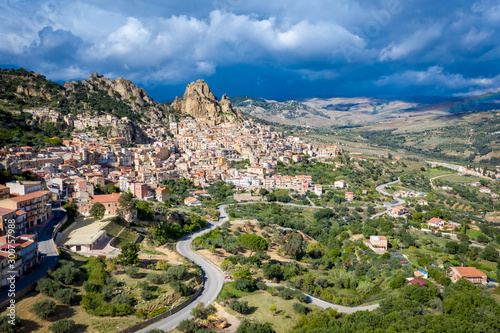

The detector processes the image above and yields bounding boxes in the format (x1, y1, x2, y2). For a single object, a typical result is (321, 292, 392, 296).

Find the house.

(417, 199, 428, 206)
(345, 191, 354, 202)
(75, 193, 122, 216)
(391, 205, 408, 216)
(334, 180, 346, 188)
(370, 235, 388, 250)
(194, 190, 210, 197)
(314, 185, 323, 196)
(0, 190, 53, 228)
(155, 187, 170, 202)
(414, 270, 428, 279)
(479, 187, 491, 194)
(0, 185, 9, 200)
(449, 267, 487, 284)
(184, 197, 202, 206)
(63, 229, 107, 252)
(408, 278, 427, 286)
(427, 217, 445, 228)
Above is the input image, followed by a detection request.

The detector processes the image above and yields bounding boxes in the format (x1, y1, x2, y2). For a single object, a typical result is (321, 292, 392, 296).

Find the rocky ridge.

(172, 79, 241, 125)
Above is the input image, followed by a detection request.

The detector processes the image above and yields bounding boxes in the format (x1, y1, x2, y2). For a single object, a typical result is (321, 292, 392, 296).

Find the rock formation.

(64, 73, 170, 124)
(171, 80, 239, 125)
(107, 117, 149, 144)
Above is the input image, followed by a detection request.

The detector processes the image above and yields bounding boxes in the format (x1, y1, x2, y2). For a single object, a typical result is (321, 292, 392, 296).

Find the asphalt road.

(138, 205, 229, 332)
(371, 178, 405, 219)
(0, 208, 64, 303)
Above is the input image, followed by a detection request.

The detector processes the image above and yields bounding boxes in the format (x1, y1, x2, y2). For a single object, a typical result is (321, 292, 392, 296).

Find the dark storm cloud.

(0, 0, 499, 101)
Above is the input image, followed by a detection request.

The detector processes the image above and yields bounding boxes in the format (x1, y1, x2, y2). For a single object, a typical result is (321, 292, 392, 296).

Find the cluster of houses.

(469, 182, 499, 199)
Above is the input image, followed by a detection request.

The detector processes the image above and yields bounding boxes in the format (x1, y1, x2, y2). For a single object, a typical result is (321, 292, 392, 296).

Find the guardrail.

(120, 285, 204, 333)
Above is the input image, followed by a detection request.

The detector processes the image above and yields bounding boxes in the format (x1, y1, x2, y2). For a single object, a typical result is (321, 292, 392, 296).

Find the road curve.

(138, 205, 229, 332)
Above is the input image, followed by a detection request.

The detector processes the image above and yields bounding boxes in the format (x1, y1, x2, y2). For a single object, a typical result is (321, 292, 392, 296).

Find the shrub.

(170, 281, 189, 296)
(178, 319, 198, 333)
(111, 294, 134, 306)
(234, 278, 254, 292)
(83, 281, 101, 293)
(49, 319, 75, 333)
(229, 299, 249, 314)
(36, 278, 63, 296)
(52, 264, 80, 285)
(238, 234, 268, 252)
(54, 288, 76, 305)
(147, 273, 164, 284)
(141, 289, 153, 300)
(256, 281, 268, 290)
(167, 265, 187, 281)
(126, 266, 140, 278)
(30, 299, 56, 319)
(102, 285, 114, 299)
(292, 303, 309, 315)
(237, 320, 276, 333)
(0, 315, 22, 333)
(138, 281, 149, 289)
(278, 288, 293, 300)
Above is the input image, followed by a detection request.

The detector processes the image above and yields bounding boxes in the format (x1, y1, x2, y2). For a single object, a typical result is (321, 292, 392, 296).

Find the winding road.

(138, 181, 405, 332)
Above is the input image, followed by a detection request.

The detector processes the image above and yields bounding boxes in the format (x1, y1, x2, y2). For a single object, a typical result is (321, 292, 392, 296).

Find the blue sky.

(1, 0, 500, 102)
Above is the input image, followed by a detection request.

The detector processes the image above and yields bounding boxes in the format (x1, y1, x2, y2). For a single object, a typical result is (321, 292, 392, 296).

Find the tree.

(237, 320, 276, 333)
(178, 319, 198, 333)
(269, 305, 277, 316)
(262, 262, 284, 281)
(229, 299, 250, 314)
(36, 278, 63, 296)
(126, 266, 140, 278)
(54, 288, 76, 305)
(292, 303, 309, 315)
(0, 315, 22, 333)
(141, 289, 153, 300)
(119, 242, 140, 266)
(118, 192, 136, 221)
(106, 184, 120, 194)
(234, 278, 254, 292)
(62, 202, 78, 221)
(280, 233, 304, 259)
(49, 319, 75, 333)
(481, 245, 499, 262)
(89, 202, 105, 220)
(30, 299, 56, 319)
(52, 264, 80, 285)
(238, 234, 268, 252)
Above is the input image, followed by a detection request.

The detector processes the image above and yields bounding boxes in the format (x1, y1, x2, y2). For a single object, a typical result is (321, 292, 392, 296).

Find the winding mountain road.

(139, 178, 405, 331)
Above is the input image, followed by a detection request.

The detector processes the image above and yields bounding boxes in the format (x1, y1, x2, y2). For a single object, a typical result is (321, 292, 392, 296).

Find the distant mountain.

(231, 93, 500, 128)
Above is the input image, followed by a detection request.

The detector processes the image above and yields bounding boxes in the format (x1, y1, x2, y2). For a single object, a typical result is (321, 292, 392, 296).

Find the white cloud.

(379, 26, 442, 62)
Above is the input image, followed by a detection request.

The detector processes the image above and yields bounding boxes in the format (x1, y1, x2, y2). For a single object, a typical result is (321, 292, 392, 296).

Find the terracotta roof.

(452, 267, 487, 278)
(90, 193, 122, 204)
(5, 190, 50, 203)
(0, 207, 16, 215)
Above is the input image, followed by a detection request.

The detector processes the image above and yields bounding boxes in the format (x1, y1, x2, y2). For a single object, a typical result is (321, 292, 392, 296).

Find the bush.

(237, 320, 276, 333)
(141, 289, 153, 300)
(167, 265, 187, 281)
(83, 281, 101, 293)
(49, 319, 75, 333)
(234, 278, 254, 292)
(238, 234, 268, 252)
(54, 288, 76, 305)
(147, 273, 164, 284)
(278, 288, 293, 300)
(138, 281, 149, 289)
(126, 266, 140, 278)
(292, 303, 309, 315)
(229, 299, 250, 314)
(111, 294, 134, 306)
(178, 319, 198, 333)
(0, 315, 22, 333)
(102, 285, 114, 299)
(170, 281, 189, 296)
(52, 264, 80, 285)
(256, 281, 268, 290)
(36, 278, 63, 296)
(30, 299, 56, 319)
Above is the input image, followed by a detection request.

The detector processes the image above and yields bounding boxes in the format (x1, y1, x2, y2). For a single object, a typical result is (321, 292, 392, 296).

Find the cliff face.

(172, 80, 239, 125)
(106, 117, 149, 144)
(63, 73, 170, 124)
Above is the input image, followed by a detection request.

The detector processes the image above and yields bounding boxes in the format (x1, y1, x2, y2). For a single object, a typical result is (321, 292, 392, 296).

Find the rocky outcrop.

(172, 80, 239, 125)
(64, 73, 170, 124)
(107, 117, 149, 144)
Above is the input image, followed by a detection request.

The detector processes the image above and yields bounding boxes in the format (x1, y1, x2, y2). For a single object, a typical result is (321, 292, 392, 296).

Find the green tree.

(36, 279, 63, 296)
(119, 242, 140, 266)
(49, 319, 75, 333)
(62, 202, 78, 221)
(0, 315, 22, 333)
(178, 319, 198, 333)
(481, 245, 499, 262)
(238, 320, 276, 333)
(238, 234, 268, 252)
(89, 202, 105, 220)
(54, 288, 76, 305)
(30, 299, 56, 319)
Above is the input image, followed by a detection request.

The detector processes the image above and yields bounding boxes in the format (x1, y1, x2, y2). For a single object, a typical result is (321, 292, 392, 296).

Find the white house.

(184, 196, 202, 206)
(314, 185, 323, 196)
(334, 180, 346, 188)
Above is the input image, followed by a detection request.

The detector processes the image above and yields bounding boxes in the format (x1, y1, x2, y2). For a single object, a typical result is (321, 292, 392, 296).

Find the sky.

(1, 0, 500, 102)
